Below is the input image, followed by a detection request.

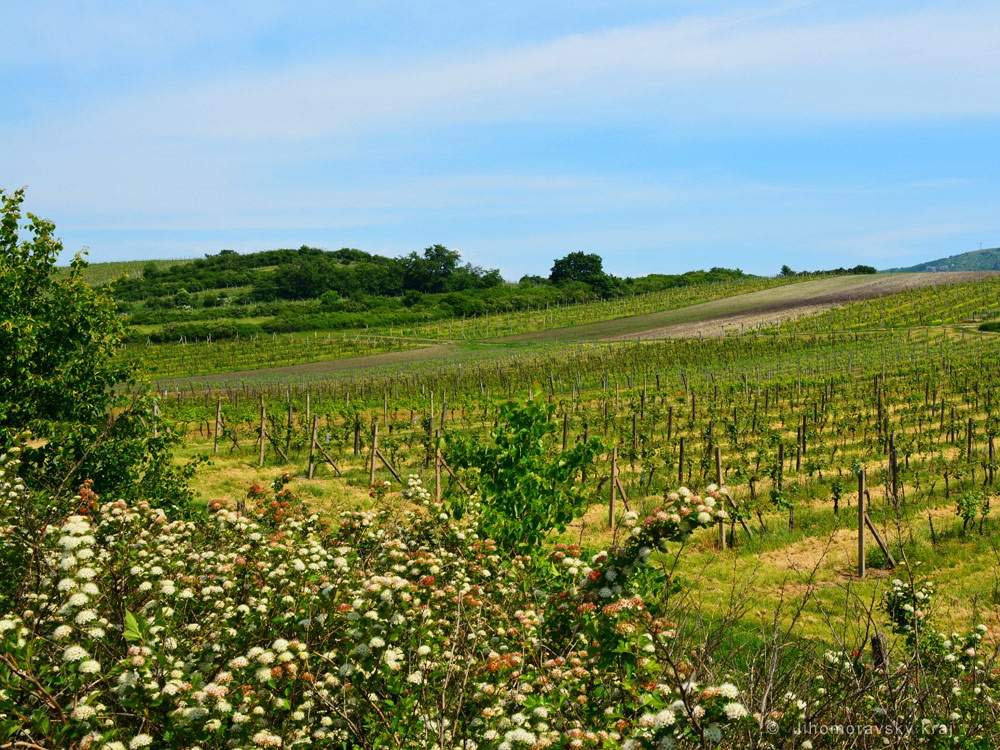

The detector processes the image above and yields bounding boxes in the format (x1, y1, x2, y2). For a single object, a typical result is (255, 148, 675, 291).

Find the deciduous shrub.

(445, 399, 603, 554)
(0, 451, 750, 749)
(0, 188, 193, 511)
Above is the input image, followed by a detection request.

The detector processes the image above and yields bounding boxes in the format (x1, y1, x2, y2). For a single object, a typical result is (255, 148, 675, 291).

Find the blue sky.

(3, 1, 999, 279)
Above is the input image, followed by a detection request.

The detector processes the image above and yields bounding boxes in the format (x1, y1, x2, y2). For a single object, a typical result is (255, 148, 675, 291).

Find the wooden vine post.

(213, 397, 221, 455)
(369, 422, 378, 485)
(715, 445, 726, 550)
(258, 397, 266, 468)
(609, 446, 618, 528)
(434, 429, 442, 503)
(857, 469, 866, 578)
(308, 415, 318, 480)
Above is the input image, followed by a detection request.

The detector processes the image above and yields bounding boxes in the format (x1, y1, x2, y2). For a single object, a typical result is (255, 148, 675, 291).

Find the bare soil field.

(610, 271, 996, 340)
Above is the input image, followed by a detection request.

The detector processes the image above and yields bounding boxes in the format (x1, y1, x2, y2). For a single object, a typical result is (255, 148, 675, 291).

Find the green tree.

(446, 399, 602, 554)
(550, 251, 605, 285)
(402, 244, 462, 293)
(779, 264, 795, 277)
(0, 188, 193, 510)
(550, 251, 617, 296)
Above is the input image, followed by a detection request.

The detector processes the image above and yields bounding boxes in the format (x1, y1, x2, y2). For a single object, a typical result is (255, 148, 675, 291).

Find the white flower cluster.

(52, 513, 103, 677)
(625, 683, 748, 748)
(402, 474, 432, 503)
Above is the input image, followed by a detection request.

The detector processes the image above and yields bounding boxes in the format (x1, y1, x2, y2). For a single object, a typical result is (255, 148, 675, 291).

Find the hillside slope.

(885, 247, 1000, 272)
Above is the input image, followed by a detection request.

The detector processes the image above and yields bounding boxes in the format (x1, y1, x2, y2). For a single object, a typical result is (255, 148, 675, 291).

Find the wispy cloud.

(2, 2, 999, 274)
(59, 3, 1000, 142)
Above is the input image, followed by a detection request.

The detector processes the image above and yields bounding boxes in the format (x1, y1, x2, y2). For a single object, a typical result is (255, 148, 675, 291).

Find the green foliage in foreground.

(445, 399, 603, 553)
(0, 188, 194, 511)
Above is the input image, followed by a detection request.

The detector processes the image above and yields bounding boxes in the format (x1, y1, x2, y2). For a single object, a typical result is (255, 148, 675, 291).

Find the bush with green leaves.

(445, 398, 602, 554)
(0, 187, 193, 512)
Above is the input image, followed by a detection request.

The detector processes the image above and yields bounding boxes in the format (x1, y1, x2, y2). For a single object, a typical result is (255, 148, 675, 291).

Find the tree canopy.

(0, 188, 192, 509)
(550, 252, 617, 295)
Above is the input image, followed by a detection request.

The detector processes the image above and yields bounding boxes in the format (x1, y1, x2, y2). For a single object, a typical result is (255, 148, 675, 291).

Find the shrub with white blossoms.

(0, 449, 755, 749)
(9, 439, 1000, 748)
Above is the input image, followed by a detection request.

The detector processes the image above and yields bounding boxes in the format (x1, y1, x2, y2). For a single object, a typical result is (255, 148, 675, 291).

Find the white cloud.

(49, 3, 1000, 141)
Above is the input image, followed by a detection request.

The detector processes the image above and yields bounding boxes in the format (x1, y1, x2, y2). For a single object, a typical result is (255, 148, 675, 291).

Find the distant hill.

(884, 247, 1000, 273)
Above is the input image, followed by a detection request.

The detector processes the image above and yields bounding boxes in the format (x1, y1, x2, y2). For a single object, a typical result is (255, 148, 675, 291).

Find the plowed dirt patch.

(614, 272, 996, 340)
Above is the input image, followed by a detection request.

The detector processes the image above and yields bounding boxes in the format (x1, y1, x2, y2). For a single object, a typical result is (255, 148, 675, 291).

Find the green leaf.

(124, 610, 143, 643)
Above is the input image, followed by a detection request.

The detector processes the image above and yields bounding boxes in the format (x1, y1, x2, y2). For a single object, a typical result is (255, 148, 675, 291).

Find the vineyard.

(128, 331, 425, 379)
(57, 257, 194, 286)
(133, 318, 1000, 631)
(129, 275, 809, 378)
(131, 272, 986, 380)
(9, 236, 1000, 747)
(362, 275, 805, 342)
(780, 273, 1000, 332)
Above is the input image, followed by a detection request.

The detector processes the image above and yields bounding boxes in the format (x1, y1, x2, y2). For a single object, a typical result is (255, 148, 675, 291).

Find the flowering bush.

(7, 442, 1000, 748)
(0, 451, 753, 749)
(770, 578, 1000, 747)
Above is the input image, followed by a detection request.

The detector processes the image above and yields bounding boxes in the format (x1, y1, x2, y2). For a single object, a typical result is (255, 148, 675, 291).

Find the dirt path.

(613, 272, 996, 340)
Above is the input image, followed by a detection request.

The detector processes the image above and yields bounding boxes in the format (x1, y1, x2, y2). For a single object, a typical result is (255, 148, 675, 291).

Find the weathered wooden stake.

(715, 446, 725, 550)
(369, 422, 378, 485)
(308, 415, 318, 479)
(428, 391, 434, 437)
(858, 469, 866, 578)
(213, 397, 221, 455)
(258, 398, 266, 467)
(610, 446, 618, 528)
(434, 430, 442, 502)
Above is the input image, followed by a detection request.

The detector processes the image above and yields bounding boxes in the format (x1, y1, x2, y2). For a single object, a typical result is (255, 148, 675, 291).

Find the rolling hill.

(884, 246, 1000, 272)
